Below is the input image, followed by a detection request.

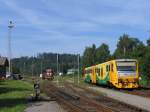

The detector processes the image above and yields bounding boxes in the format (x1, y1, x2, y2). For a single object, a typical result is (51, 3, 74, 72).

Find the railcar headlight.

(118, 74, 123, 77)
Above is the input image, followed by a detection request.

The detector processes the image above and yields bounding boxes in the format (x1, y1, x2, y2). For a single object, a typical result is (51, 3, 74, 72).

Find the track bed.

(42, 82, 149, 112)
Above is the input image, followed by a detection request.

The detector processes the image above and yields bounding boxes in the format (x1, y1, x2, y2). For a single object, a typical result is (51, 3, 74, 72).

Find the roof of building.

(0, 57, 9, 66)
(67, 68, 78, 72)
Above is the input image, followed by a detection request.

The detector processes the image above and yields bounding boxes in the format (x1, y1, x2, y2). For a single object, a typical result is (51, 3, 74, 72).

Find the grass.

(0, 80, 33, 112)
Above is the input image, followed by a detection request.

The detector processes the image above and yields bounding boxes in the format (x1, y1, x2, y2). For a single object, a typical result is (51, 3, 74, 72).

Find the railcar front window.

(117, 66, 136, 71)
(116, 61, 137, 72)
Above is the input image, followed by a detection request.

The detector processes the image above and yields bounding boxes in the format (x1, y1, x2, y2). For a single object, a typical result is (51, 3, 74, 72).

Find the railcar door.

(92, 67, 96, 84)
(110, 62, 115, 82)
(109, 61, 118, 87)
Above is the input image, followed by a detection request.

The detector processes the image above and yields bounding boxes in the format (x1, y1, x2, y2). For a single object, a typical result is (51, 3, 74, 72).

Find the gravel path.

(90, 87, 150, 111)
(25, 101, 66, 112)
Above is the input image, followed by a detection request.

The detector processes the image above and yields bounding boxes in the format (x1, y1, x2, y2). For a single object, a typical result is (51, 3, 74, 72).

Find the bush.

(141, 52, 150, 80)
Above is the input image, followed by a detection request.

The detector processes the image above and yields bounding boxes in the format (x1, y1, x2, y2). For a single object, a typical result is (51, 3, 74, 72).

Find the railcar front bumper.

(117, 78, 139, 88)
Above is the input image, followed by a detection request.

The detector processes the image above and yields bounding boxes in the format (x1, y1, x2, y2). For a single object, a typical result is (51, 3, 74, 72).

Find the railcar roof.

(115, 59, 137, 62)
(84, 59, 137, 69)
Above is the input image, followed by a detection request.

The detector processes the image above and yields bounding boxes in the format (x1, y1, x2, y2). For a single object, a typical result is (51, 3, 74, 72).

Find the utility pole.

(40, 61, 43, 75)
(8, 21, 14, 76)
(73, 55, 75, 83)
(123, 47, 126, 57)
(23, 62, 25, 79)
(74, 54, 76, 83)
(61, 61, 63, 74)
(77, 54, 80, 84)
(40, 55, 44, 79)
(57, 54, 59, 85)
(32, 60, 34, 78)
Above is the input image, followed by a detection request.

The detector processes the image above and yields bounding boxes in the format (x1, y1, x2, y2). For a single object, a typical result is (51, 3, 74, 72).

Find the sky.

(0, 0, 150, 57)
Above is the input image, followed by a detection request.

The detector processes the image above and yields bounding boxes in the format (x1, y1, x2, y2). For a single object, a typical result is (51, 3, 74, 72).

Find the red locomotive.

(42, 68, 54, 80)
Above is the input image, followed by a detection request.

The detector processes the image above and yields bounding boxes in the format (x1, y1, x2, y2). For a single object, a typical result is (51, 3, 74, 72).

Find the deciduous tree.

(96, 43, 110, 64)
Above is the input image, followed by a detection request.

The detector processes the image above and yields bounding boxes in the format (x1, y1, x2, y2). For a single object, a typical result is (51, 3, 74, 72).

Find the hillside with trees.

(12, 53, 79, 75)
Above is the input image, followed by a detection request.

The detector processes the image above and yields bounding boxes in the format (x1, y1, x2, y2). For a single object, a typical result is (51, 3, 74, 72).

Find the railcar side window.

(106, 65, 111, 72)
(111, 64, 113, 72)
(89, 69, 91, 74)
(99, 68, 101, 76)
(95, 68, 97, 74)
(106, 65, 109, 72)
(87, 70, 91, 74)
(95, 68, 100, 76)
(101, 68, 103, 77)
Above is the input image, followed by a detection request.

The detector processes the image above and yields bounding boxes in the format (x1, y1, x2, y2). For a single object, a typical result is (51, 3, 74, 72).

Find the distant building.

(0, 57, 9, 79)
(59, 72, 63, 76)
(67, 69, 78, 75)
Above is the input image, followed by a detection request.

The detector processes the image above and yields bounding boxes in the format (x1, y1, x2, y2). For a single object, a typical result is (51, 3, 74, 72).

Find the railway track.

(42, 82, 149, 112)
(42, 82, 114, 112)
(66, 83, 149, 112)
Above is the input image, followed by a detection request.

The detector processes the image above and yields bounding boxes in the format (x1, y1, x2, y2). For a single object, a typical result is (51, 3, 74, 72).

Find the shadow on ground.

(0, 81, 7, 85)
(0, 80, 31, 94)
(0, 80, 33, 111)
(0, 98, 27, 108)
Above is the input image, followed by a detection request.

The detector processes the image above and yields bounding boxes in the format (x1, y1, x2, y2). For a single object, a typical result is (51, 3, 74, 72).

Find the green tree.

(132, 42, 146, 58)
(12, 66, 20, 74)
(141, 47, 150, 79)
(96, 43, 110, 64)
(114, 34, 142, 58)
(147, 38, 150, 46)
(91, 44, 96, 64)
(82, 44, 96, 67)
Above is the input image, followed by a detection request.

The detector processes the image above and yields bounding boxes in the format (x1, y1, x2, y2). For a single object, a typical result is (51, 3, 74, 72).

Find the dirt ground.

(25, 101, 66, 112)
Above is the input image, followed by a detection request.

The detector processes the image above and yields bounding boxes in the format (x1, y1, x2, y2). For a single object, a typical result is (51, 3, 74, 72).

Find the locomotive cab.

(42, 68, 54, 80)
(115, 59, 139, 88)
